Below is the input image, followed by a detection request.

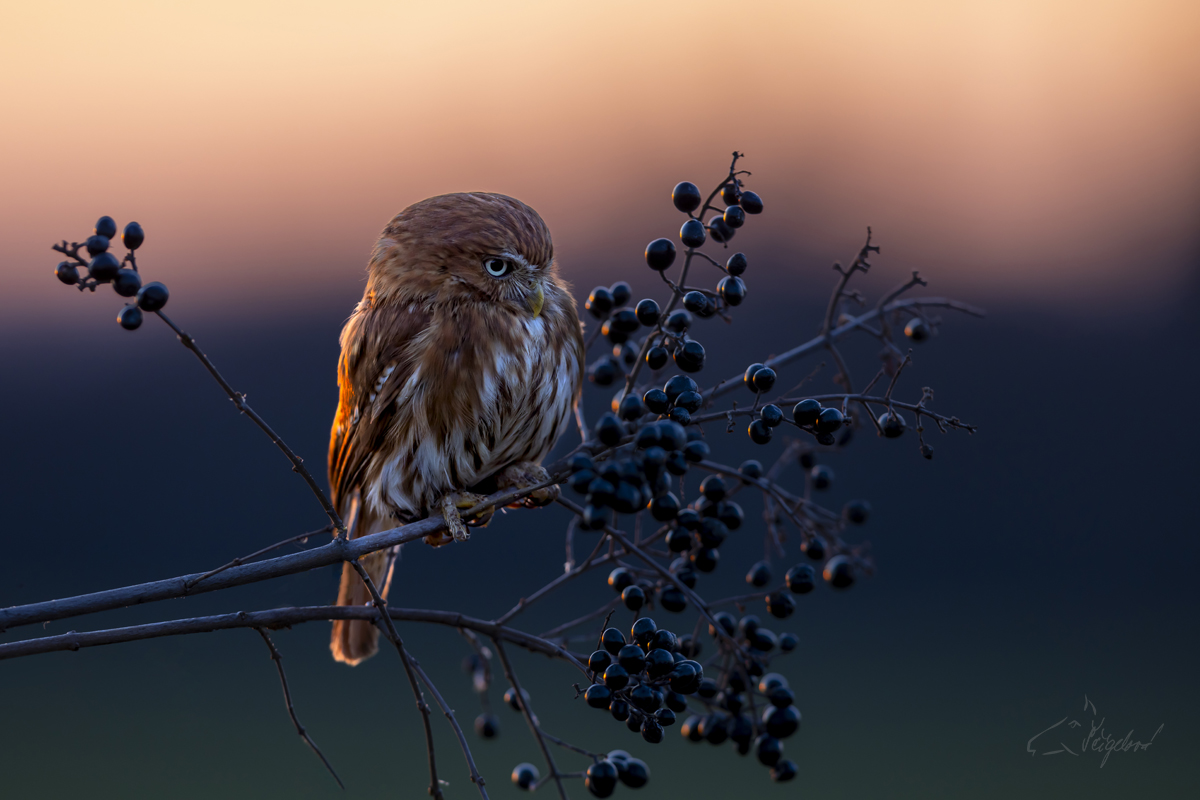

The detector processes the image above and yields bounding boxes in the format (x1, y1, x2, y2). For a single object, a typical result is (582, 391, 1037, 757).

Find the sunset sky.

(3, 0, 1198, 324)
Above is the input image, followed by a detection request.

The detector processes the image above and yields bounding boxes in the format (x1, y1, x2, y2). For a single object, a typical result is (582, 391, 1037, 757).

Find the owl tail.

(331, 497, 399, 666)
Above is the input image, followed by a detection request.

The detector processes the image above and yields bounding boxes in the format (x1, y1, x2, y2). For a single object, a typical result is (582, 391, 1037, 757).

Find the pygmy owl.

(328, 193, 585, 665)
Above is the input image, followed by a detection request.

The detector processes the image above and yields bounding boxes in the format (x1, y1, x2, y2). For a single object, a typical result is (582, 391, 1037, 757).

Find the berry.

(762, 705, 801, 738)
(586, 760, 619, 797)
(799, 450, 816, 469)
(136, 281, 169, 312)
(815, 407, 844, 434)
(86, 234, 110, 255)
(792, 399, 821, 426)
(581, 504, 610, 530)
(122, 221, 144, 250)
(117, 305, 143, 330)
(905, 317, 930, 341)
(779, 633, 798, 652)
(643, 388, 670, 414)
(88, 252, 121, 283)
(816, 432, 836, 446)
(824, 555, 855, 588)
(615, 343, 639, 367)
(748, 419, 771, 444)
(665, 449, 689, 475)
(641, 717, 664, 743)
(701, 713, 729, 744)
(664, 309, 692, 334)
(655, 707, 676, 727)
(570, 454, 595, 473)
(680, 219, 706, 248)
(785, 564, 816, 594)
(629, 683, 659, 711)
(610, 281, 632, 307)
(922, 443, 935, 460)
(682, 439, 709, 462)
(586, 287, 614, 318)
(672, 181, 702, 213)
(617, 757, 650, 788)
(665, 528, 692, 552)
(645, 647, 676, 678)
(752, 629, 779, 652)
(569, 468, 593, 494)
(610, 699, 631, 721)
(758, 673, 788, 695)
(706, 216, 732, 244)
(595, 413, 623, 446)
(631, 617, 657, 646)
(716, 501, 743, 530)
(674, 390, 703, 413)
(664, 691, 688, 713)
(55, 262, 79, 285)
(621, 585, 645, 610)
(709, 612, 736, 638)
(673, 341, 705, 373)
(752, 367, 776, 393)
(657, 420, 687, 451)
(802, 536, 826, 560)
(588, 650, 613, 672)
(474, 713, 499, 738)
(683, 291, 709, 315)
(746, 561, 771, 587)
(504, 687, 530, 711)
(726, 252, 748, 276)
(664, 375, 698, 403)
(601, 627, 626, 654)
(649, 492, 679, 521)
(739, 614, 760, 639)
(617, 393, 646, 421)
(608, 568, 634, 592)
(626, 712, 643, 733)
(760, 404, 783, 427)
(645, 346, 669, 370)
(669, 661, 702, 694)
(681, 715, 704, 741)
(635, 298, 660, 326)
(730, 714, 754, 748)
(739, 459, 763, 480)
(720, 182, 740, 205)
(113, 268, 142, 298)
(650, 628, 677, 652)
(612, 482, 642, 514)
(603, 664, 630, 690)
(766, 591, 796, 619)
(645, 238, 677, 271)
(696, 517, 728, 548)
(811, 465, 833, 490)
(585, 684, 613, 709)
(512, 763, 539, 790)
(723, 205, 746, 229)
(94, 216, 118, 239)
(771, 759, 798, 782)
(755, 734, 783, 766)
(717, 275, 746, 306)
(611, 308, 640, 334)
(739, 191, 764, 214)
(589, 358, 618, 386)
(879, 410, 907, 438)
(699, 475, 726, 502)
(768, 686, 796, 708)
(691, 547, 718, 572)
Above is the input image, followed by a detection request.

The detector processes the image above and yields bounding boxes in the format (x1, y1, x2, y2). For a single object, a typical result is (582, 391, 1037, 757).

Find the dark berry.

(117, 305, 143, 330)
(717, 275, 746, 306)
(587, 477, 616, 507)
(905, 317, 930, 341)
(603, 664, 630, 690)
(739, 191, 764, 214)
(762, 705, 801, 738)
(617, 394, 646, 422)
(663, 375, 698, 403)
(720, 182, 740, 205)
(94, 216, 117, 239)
(824, 555, 855, 588)
(664, 691, 688, 713)
(681, 715, 704, 741)
(86, 234, 110, 255)
(613, 342, 638, 366)
(618, 758, 650, 788)
(631, 617, 657, 646)
(656, 420, 687, 452)
(683, 291, 709, 315)
(755, 734, 783, 766)
(695, 475, 722, 502)
(676, 509, 701, 531)
(665, 528, 691, 552)
(55, 262, 79, 285)
(504, 687, 530, 711)
(752, 367, 777, 393)
(748, 419, 771, 444)
(585, 684, 613, 709)
(760, 404, 784, 427)
(816, 432, 836, 446)
(669, 661, 701, 694)
(792, 399, 821, 426)
(768, 686, 796, 708)
(708, 612, 736, 638)
(641, 389, 669, 416)
(664, 309, 692, 334)
(589, 649, 613, 672)
(673, 341, 705, 373)
(645, 346, 669, 370)
(802, 536, 826, 560)
(785, 564, 816, 594)
(88, 252, 121, 283)
(511, 763, 539, 790)
(585, 760, 619, 797)
(610, 698, 631, 721)
(752, 629, 779, 652)
(570, 454, 595, 473)
(645, 647, 676, 678)
(766, 591, 796, 619)
(739, 459, 763, 480)
(122, 221, 144, 250)
(672, 390, 701, 413)
(779, 632, 798, 652)
(113, 268, 142, 298)
(602, 627, 626, 654)
(626, 712, 643, 733)
(645, 238, 677, 271)
(697, 680, 720, 702)
(719, 691, 745, 714)
(810, 465, 833, 490)
(815, 407, 844, 434)
(708, 216, 734, 243)
(474, 712, 499, 738)
(649, 492, 680, 521)
(595, 413, 623, 446)
(136, 281, 169, 312)
(611, 308, 640, 334)
(641, 717, 664, 744)
(771, 759, 798, 782)
(635, 298, 661, 326)
(672, 181, 702, 213)
(581, 504, 610, 530)
(629, 683, 659, 711)
(739, 614, 760, 639)
(701, 713, 729, 744)
(723, 205, 746, 229)
(586, 286, 614, 318)
(608, 568, 634, 592)
(696, 517, 728, 548)
(680, 219, 706, 248)
(654, 707, 677, 727)
(621, 585, 645, 610)
(588, 358, 618, 386)
(746, 561, 771, 587)
(665, 449, 689, 475)
(612, 482, 642, 514)
(716, 501, 743, 530)
(922, 443, 935, 460)
(682, 439, 709, 462)
(799, 450, 816, 469)
(610, 281, 631, 307)
(879, 410, 907, 438)
(650, 628, 677, 652)
(726, 252, 748, 276)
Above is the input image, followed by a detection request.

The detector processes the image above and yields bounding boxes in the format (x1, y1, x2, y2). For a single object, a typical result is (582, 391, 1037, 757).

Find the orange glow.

(3, 0, 1198, 323)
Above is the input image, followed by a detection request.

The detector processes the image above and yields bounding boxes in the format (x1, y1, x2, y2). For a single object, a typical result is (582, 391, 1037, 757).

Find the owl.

(327, 193, 585, 665)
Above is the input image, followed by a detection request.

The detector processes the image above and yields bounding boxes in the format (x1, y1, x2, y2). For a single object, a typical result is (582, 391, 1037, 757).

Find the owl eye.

(483, 257, 515, 278)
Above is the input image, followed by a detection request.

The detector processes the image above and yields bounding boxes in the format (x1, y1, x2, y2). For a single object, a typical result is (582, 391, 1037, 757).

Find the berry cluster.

(52, 216, 169, 330)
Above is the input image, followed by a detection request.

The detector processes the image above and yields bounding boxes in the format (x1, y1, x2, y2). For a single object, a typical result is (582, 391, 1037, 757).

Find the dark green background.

(2, 250, 1197, 798)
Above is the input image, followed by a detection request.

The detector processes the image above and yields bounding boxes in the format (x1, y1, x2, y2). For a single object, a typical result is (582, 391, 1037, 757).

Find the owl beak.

(527, 281, 545, 319)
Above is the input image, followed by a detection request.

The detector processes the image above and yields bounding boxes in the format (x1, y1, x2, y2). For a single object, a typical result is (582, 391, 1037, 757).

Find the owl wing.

(328, 303, 431, 515)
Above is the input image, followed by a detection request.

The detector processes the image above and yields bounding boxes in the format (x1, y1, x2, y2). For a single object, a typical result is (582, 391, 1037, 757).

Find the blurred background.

(1, 0, 1198, 797)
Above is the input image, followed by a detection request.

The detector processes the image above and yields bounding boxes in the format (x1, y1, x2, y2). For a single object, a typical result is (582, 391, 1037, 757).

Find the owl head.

(366, 192, 561, 318)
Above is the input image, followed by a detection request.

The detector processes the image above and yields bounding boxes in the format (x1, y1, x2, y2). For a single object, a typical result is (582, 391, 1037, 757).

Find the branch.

(492, 637, 568, 800)
(410, 658, 491, 800)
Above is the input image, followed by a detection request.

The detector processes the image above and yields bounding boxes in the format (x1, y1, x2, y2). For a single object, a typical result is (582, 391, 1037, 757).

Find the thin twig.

(410, 658, 491, 799)
(491, 638, 568, 800)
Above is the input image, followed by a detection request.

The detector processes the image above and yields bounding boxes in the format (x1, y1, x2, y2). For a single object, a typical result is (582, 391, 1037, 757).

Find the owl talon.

(427, 493, 494, 547)
(498, 463, 560, 508)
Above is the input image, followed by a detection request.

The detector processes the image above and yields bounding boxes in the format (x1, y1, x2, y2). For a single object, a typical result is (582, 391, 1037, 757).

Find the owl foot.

(497, 462, 561, 508)
(427, 493, 494, 547)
